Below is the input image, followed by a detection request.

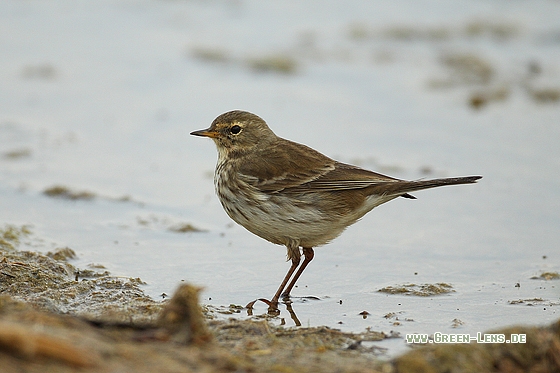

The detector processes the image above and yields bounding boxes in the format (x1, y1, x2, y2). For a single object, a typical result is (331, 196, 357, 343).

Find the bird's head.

(191, 110, 276, 158)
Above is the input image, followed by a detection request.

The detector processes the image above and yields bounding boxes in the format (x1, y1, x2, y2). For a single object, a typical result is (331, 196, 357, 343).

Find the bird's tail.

(376, 176, 482, 199)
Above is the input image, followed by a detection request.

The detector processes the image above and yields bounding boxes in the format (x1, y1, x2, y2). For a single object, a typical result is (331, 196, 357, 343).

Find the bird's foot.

(245, 297, 302, 326)
(281, 292, 292, 302)
(245, 298, 280, 315)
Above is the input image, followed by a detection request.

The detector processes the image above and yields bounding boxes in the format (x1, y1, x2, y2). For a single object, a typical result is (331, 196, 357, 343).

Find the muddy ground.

(1, 225, 559, 373)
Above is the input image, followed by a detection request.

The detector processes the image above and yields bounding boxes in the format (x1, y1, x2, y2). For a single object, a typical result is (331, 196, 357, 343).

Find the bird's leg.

(266, 256, 301, 312)
(281, 247, 314, 300)
(247, 246, 314, 313)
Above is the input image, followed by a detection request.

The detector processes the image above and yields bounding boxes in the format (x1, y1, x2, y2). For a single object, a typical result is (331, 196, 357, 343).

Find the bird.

(191, 110, 481, 311)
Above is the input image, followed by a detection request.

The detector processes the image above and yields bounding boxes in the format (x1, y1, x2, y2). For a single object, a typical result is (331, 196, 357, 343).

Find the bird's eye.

(230, 125, 242, 135)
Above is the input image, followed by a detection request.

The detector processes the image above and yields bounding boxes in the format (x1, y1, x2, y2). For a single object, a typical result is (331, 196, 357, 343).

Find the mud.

(377, 283, 455, 296)
(1, 225, 559, 373)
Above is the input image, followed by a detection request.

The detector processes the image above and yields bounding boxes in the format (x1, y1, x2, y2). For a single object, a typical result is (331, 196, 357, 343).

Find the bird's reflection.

(284, 301, 301, 326)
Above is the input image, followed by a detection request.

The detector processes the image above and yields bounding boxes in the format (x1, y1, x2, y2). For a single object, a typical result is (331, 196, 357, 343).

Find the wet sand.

(2, 225, 559, 373)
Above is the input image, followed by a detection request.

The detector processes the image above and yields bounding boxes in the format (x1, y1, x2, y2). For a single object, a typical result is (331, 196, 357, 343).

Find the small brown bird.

(191, 110, 481, 311)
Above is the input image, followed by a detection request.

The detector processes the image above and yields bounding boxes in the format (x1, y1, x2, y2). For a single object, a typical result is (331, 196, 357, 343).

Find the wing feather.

(237, 138, 402, 194)
(237, 138, 335, 192)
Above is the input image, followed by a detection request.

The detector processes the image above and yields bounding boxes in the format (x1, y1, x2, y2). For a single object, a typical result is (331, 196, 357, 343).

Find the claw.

(245, 298, 280, 315)
(245, 298, 303, 325)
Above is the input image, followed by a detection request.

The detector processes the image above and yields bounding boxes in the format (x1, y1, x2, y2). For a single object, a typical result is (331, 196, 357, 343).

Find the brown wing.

(237, 138, 336, 193)
(297, 162, 401, 190)
(237, 138, 408, 195)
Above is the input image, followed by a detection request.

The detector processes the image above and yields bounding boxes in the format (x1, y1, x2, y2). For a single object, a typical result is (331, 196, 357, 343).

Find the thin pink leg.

(281, 247, 314, 299)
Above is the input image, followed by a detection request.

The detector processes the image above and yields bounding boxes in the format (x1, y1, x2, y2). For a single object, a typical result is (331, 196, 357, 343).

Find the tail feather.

(383, 176, 482, 198)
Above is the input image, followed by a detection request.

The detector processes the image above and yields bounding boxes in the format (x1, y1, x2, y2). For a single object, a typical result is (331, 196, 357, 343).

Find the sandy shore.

(1, 225, 559, 373)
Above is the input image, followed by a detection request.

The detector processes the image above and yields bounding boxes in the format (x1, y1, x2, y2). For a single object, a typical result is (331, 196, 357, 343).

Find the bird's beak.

(190, 128, 219, 138)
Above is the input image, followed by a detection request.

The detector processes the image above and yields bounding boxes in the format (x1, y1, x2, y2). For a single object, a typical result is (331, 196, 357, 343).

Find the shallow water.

(1, 0, 559, 357)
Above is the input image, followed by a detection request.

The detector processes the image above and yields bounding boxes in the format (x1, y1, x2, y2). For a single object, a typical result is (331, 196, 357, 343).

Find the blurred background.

(1, 0, 559, 356)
